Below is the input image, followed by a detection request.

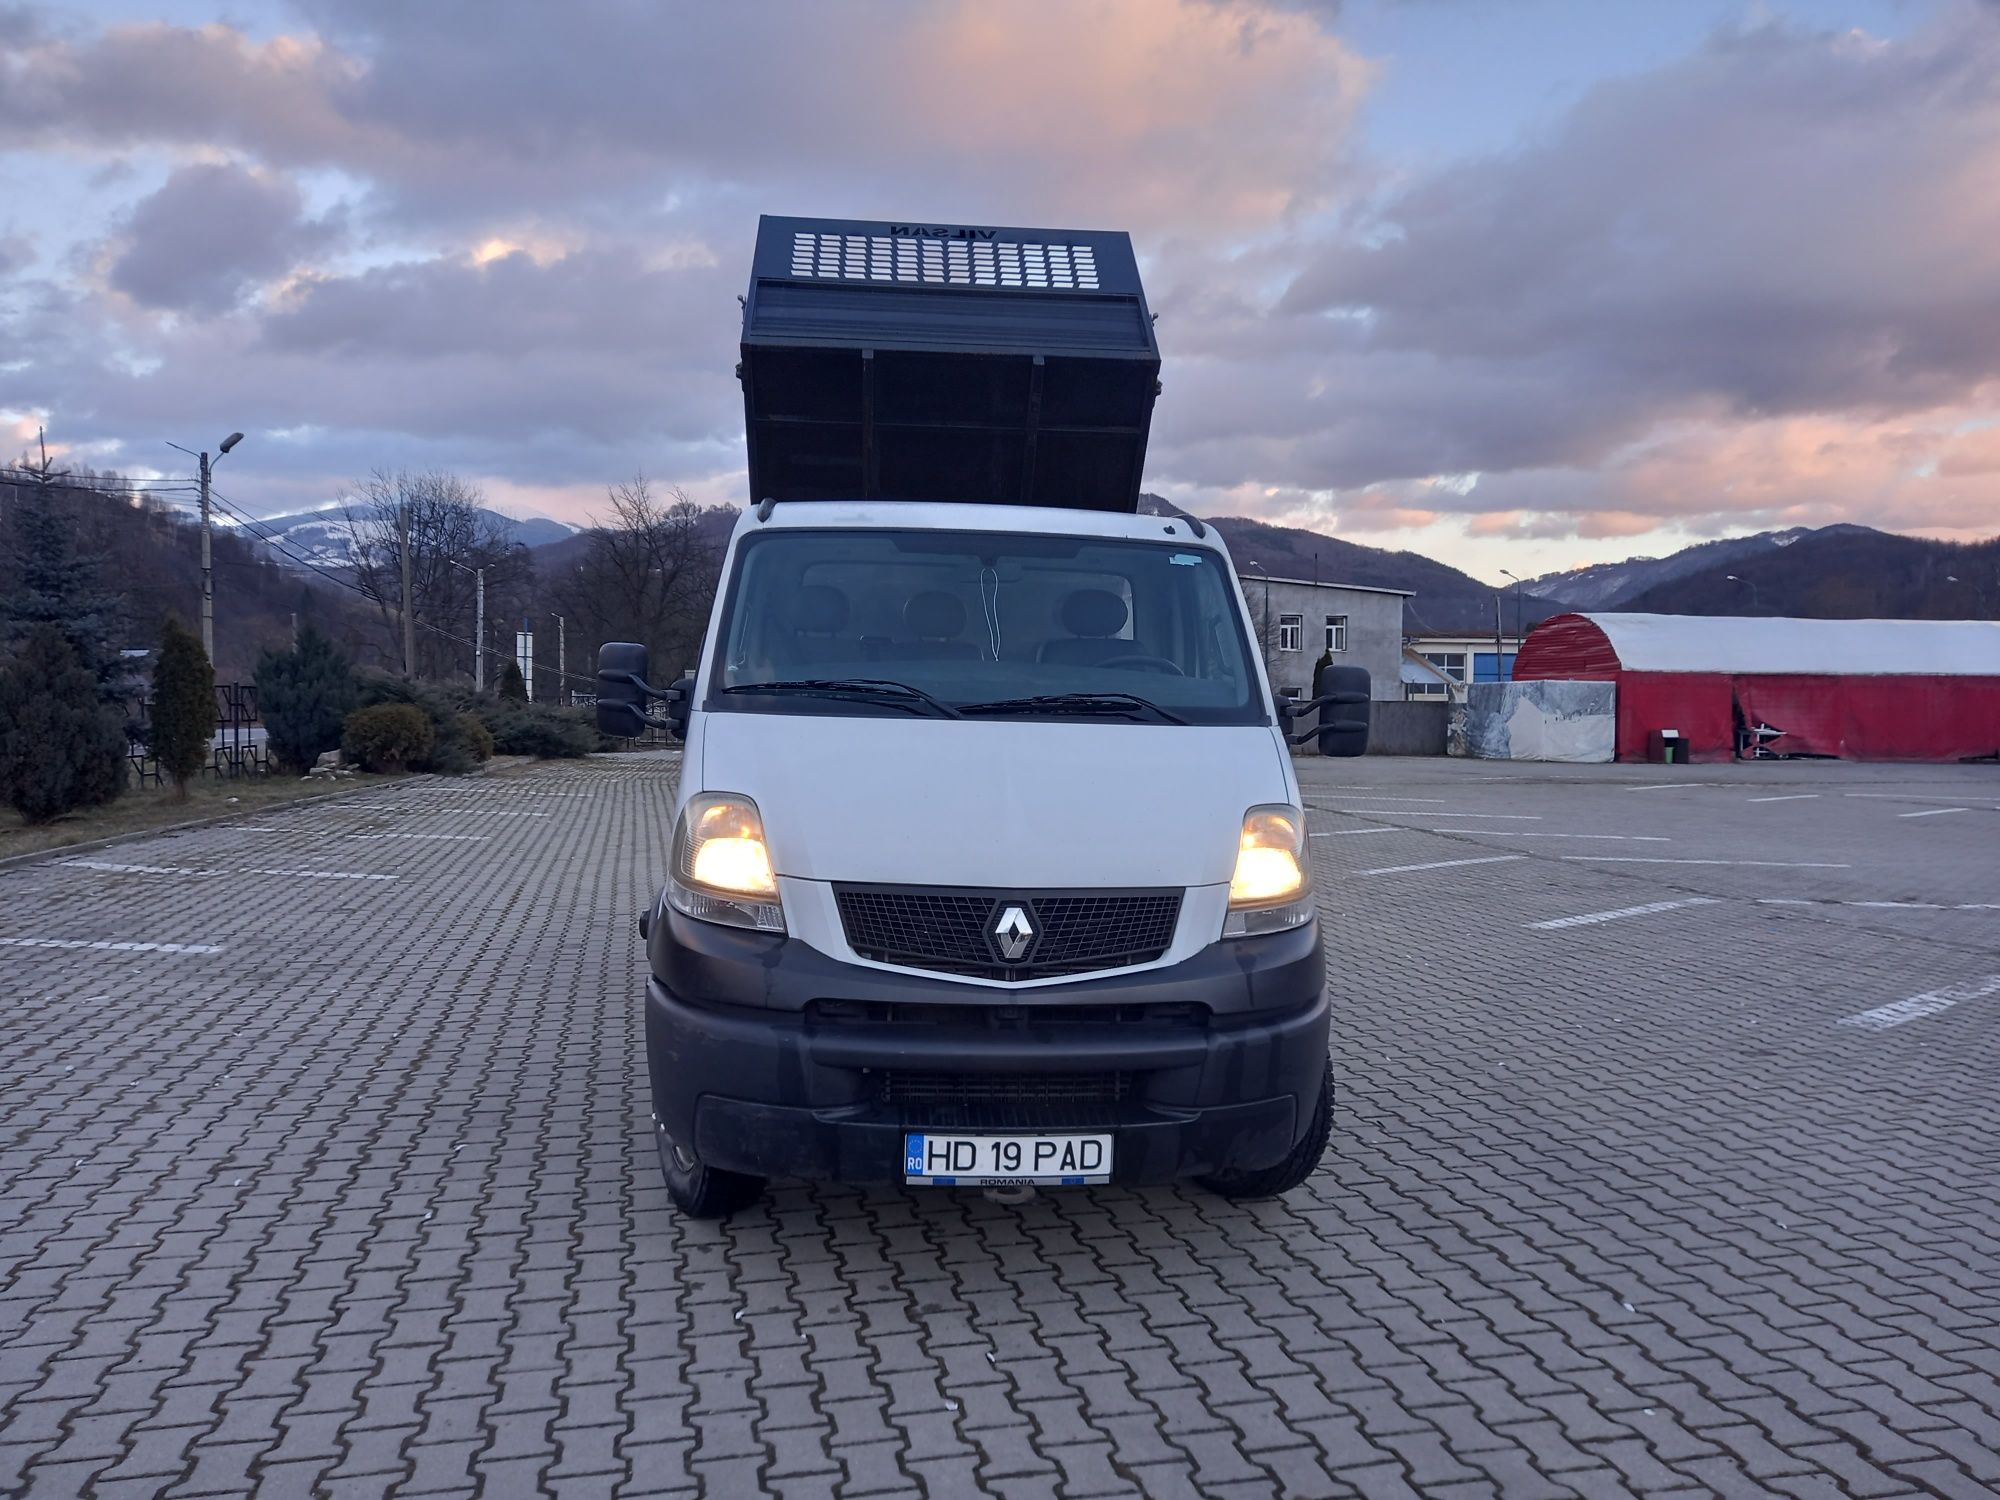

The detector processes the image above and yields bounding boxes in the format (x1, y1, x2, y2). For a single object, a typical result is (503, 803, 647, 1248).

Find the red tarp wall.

(1514, 615, 2000, 762)
(1734, 676, 2000, 762)
(1613, 673, 1732, 761)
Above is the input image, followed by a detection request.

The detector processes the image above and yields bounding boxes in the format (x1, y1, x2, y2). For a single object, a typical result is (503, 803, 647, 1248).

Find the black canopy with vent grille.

(740, 215, 1160, 513)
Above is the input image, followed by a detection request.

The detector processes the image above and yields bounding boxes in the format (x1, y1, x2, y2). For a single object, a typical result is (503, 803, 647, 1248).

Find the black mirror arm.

(1279, 693, 1337, 743)
(1279, 693, 1332, 719)
(599, 670, 684, 702)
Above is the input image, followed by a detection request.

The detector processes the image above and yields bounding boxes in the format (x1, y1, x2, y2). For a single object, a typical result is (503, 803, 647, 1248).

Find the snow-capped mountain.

(247, 507, 579, 568)
(1518, 525, 1879, 610)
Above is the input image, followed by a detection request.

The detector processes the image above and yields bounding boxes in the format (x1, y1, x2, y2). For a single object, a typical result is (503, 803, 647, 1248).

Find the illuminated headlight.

(667, 793, 786, 932)
(1222, 804, 1313, 938)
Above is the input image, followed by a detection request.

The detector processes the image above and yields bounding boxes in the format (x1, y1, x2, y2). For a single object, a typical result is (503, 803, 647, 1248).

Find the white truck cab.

(597, 217, 1368, 1216)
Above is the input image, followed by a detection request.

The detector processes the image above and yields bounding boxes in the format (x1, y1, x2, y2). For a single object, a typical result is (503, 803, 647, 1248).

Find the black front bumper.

(645, 905, 1328, 1186)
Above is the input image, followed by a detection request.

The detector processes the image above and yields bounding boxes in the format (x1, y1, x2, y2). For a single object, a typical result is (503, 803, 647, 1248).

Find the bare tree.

(542, 476, 726, 688)
(340, 469, 533, 680)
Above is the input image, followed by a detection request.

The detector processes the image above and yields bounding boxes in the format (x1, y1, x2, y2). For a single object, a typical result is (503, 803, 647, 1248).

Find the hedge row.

(348, 669, 599, 774)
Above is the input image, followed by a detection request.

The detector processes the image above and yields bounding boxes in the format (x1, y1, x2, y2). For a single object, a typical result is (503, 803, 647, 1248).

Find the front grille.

(834, 885, 1181, 979)
(807, 999, 1209, 1030)
(876, 1071, 1131, 1107)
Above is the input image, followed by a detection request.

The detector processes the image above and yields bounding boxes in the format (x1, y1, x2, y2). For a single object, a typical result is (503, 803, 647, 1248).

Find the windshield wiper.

(958, 692, 1187, 725)
(720, 678, 964, 720)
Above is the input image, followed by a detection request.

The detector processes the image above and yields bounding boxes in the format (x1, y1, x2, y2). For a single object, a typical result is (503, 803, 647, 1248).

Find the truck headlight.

(1222, 804, 1313, 938)
(668, 793, 785, 932)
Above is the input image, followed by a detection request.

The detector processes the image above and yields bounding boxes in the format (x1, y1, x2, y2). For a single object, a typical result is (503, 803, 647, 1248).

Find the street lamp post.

(445, 558, 486, 690)
(1946, 575, 1995, 616)
(1499, 569, 1525, 672)
(1244, 561, 1271, 670)
(167, 431, 245, 661)
(551, 613, 567, 705)
(1725, 574, 1761, 612)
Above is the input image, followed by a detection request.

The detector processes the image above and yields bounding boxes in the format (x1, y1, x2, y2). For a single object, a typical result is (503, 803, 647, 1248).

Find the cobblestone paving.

(2, 751, 1997, 1498)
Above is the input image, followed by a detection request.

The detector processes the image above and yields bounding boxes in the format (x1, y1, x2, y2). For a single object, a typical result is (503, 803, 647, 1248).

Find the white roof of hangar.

(1586, 614, 2000, 677)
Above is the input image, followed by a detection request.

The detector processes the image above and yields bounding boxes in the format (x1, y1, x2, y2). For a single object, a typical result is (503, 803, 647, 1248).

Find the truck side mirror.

(1314, 664, 1371, 758)
(596, 643, 695, 740)
(596, 642, 653, 739)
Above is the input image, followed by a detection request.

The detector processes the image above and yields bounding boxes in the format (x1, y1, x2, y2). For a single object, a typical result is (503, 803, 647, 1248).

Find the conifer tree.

(255, 624, 358, 771)
(151, 617, 216, 800)
(2, 489, 126, 700)
(497, 658, 528, 702)
(0, 625, 127, 823)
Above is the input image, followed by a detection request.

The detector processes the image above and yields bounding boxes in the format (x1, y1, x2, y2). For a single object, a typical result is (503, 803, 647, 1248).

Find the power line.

(206, 485, 596, 687)
(5, 468, 595, 690)
(0, 466, 203, 495)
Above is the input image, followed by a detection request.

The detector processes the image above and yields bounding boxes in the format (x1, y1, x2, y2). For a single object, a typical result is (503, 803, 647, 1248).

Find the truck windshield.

(709, 529, 1267, 726)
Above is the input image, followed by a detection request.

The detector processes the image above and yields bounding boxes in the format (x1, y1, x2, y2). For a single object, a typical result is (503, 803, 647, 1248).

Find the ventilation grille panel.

(788, 232, 1101, 291)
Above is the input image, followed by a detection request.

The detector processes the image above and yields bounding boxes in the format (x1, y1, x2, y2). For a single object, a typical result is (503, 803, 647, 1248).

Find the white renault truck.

(597, 216, 1369, 1217)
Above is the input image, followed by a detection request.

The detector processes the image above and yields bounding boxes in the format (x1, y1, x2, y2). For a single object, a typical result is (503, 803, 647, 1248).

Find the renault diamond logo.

(991, 903, 1036, 963)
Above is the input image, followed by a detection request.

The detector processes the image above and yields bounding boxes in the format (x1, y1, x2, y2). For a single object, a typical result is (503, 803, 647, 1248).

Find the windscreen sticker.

(1169, 553, 1201, 566)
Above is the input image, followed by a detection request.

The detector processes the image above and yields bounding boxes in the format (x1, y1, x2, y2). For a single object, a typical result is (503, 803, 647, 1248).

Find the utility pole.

(198, 449, 215, 660)
(445, 557, 486, 689)
(171, 431, 241, 663)
(398, 503, 415, 676)
(1500, 568, 1523, 673)
(1493, 595, 1504, 691)
(552, 613, 566, 705)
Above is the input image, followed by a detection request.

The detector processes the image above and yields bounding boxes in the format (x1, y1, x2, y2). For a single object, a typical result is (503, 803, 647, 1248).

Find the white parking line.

(1844, 794, 1999, 807)
(1358, 855, 1526, 876)
(296, 805, 550, 818)
(1747, 794, 1820, 803)
(61, 860, 209, 876)
(1898, 807, 1969, 819)
(1335, 809, 1544, 821)
(60, 859, 396, 882)
(246, 867, 399, 881)
(1308, 796, 1450, 804)
(1308, 828, 1398, 838)
(1436, 831, 1669, 841)
(1561, 857, 1852, 867)
(1758, 898, 2000, 912)
(231, 826, 488, 841)
(345, 833, 491, 842)
(1626, 783, 1709, 791)
(1839, 974, 2000, 1031)
(1528, 898, 1719, 930)
(0, 937, 223, 954)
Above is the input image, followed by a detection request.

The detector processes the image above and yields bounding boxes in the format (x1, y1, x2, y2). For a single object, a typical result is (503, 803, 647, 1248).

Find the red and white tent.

(1513, 613, 2000, 762)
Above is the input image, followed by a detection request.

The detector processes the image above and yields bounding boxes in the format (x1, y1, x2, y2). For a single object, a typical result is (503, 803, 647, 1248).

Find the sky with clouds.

(3, 0, 1997, 583)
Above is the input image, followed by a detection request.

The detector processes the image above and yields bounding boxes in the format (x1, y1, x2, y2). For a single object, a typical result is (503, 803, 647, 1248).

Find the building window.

(1406, 681, 1447, 700)
(1423, 651, 1468, 681)
(1325, 614, 1348, 653)
(1278, 613, 1303, 652)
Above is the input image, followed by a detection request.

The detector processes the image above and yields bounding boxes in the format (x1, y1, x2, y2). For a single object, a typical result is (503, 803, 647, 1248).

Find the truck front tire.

(655, 1122, 766, 1219)
(1198, 1056, 1333, 1200)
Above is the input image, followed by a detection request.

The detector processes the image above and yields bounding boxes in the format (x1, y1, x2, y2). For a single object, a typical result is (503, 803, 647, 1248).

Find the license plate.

(903, 1132, 1113, 1186)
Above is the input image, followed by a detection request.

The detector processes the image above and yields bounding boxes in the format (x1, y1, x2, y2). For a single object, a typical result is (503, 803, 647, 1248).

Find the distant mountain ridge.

(1138, 495, 1569, 635)
(252, 507, 578, 568)
(1135, 503, 1995, 627)
(1519, 524, 1884, 610)
(1621, 527, 2000, 619)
